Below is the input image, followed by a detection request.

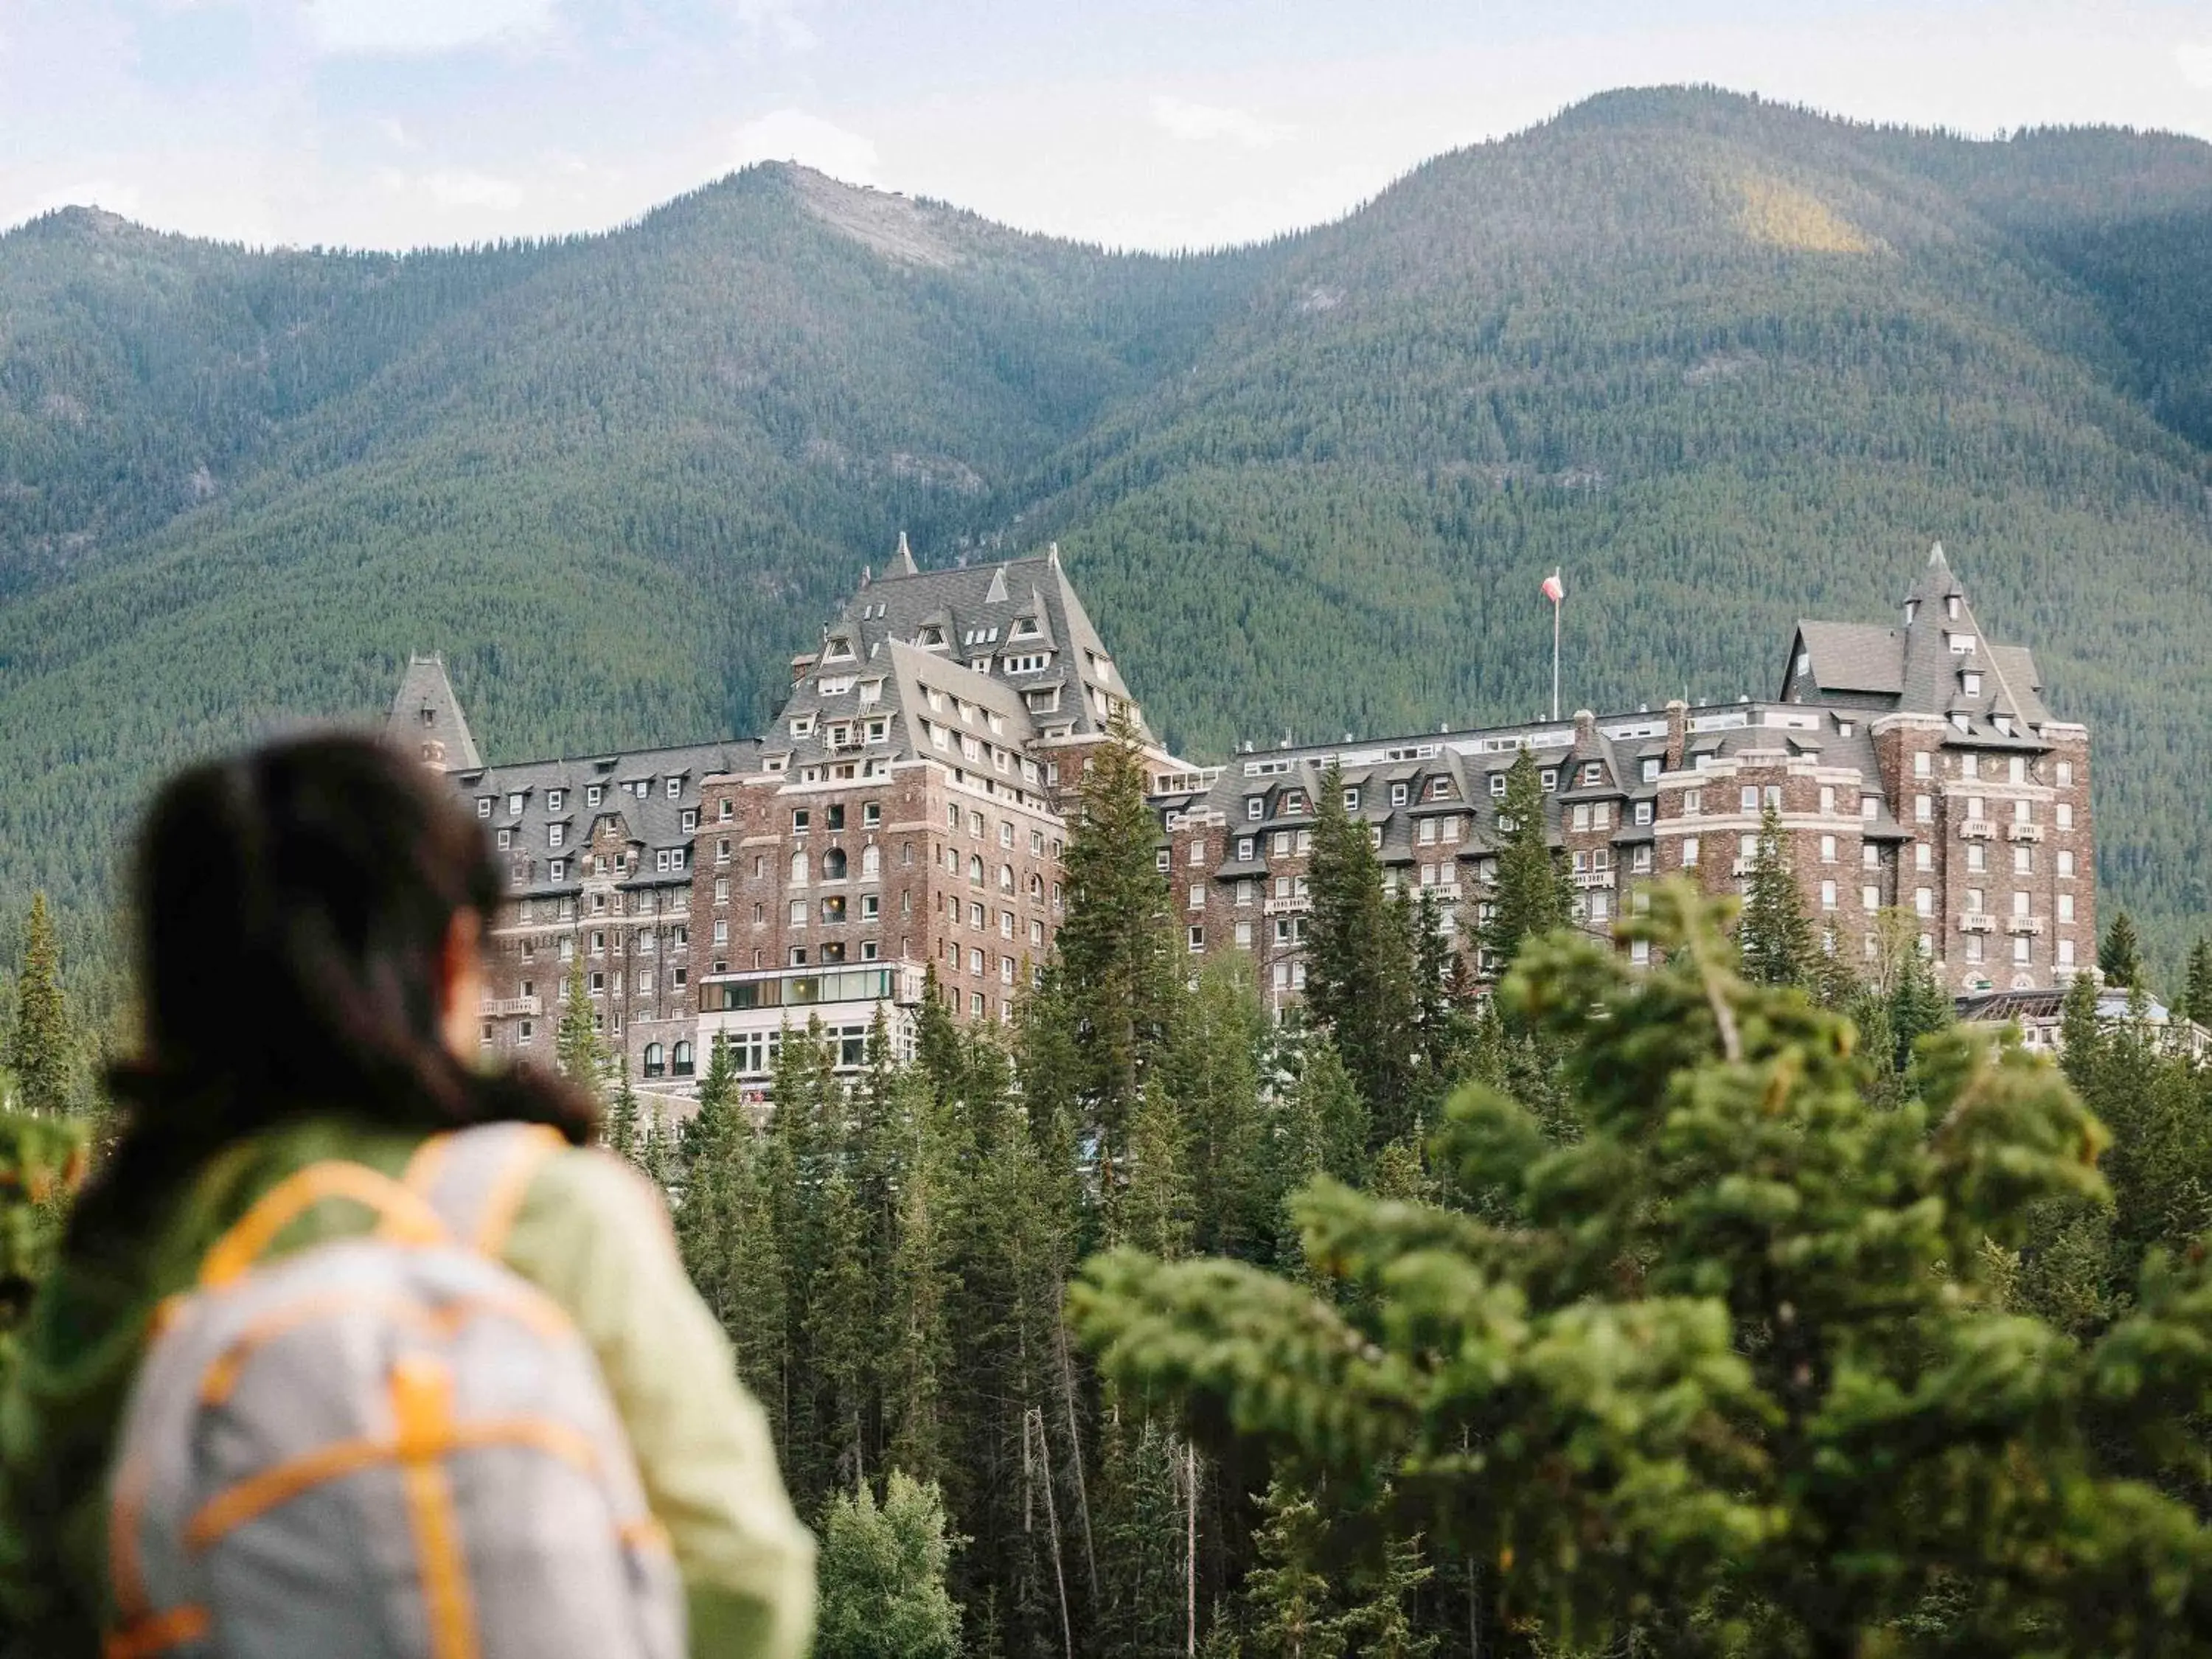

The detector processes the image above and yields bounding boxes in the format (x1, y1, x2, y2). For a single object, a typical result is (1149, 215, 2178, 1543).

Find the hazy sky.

(4, 0, 2211, 252)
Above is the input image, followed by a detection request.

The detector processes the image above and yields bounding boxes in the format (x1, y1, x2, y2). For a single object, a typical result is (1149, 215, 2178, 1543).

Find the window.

(790, 899, 807, 926)
(495, 829, 511, 850)
(821, 895, 846, 924)
(1391, 782, 1409, 807)
(1915, 886, 1933, 918)
(507, 793, 524, 816)
(1962, 672, 1981, 697)
(476, 797, 493, 819)
(1862, 884, 1879, 912)
(1642, 757, 1660, 783)
(1820, 835, 1836, 863)
(1915, 794, 1933, 823)
(1236, 836, 1254, 861)
(2058, 894, 2075, 922)
(1188, 925, 1206, 953)
(1155, 849, 1171, 872)
(1916, 844, 1933, 872)
(1247, 796, 1264, 821)
(2056, 760, 2073, 787)
(1632, 845, 1653, 873)
(1343, 787, 1360, 811)
(1490, 773, 1507, 797)
(2058, 939, 2076, 968)
(1861, 797, 1877, 822)
(2013, 846, 2033, 875)
(1189, 883, 1206, 911)
(2012, 936, 2031, 966)
(2056, 802, 2073, 830)
(549, 860, 565, 881)
(1683, 788, 1702, 815)
(823, 847, 848, 880)
(680, 808, 698, 832)
(548, 822, 566, 849)
(1682, 836, 1700, 869)
(1540, 770, 1557, 790)
(2058, 849, 2076, 877)
(1964, 934, 1984, 964)
(1966, 843, 1985, 872)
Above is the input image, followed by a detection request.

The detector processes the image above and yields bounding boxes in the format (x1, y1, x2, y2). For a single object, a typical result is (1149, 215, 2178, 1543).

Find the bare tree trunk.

(1185, 1439, 1198, 1659)
(1054, 1320, 1100, 1604)
(1030, 1407, 1076, 1659)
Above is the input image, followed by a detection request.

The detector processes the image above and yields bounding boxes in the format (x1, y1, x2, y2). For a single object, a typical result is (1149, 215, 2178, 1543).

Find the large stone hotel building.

(390, 540, 2092, 1103)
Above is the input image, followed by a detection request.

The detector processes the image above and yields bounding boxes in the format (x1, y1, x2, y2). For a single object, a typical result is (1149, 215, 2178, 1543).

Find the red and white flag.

(1541, 571, 1565, 605)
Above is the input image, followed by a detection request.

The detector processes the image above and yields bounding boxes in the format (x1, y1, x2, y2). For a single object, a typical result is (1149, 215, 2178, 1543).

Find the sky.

(4, 0, 2211, 253)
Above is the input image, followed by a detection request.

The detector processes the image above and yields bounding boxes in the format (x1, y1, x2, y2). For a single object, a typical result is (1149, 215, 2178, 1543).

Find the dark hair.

(74, 732, 594, 1249)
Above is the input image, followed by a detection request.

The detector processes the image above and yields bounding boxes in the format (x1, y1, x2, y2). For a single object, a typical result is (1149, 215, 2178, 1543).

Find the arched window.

(861, 845, 880, 878)
(823, 847, 848, 880)
(672, 1041, 695, 1078)
(643, 1042, 666, 1079)
(969, 855, 984, 886)
(790, 851, 808, 885)
(1029, 873, 1044, 901)
(999, 863, 1015, 893)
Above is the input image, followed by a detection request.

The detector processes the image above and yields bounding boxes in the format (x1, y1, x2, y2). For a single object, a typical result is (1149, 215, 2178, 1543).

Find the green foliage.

(1305, 767, 1425, 1147)
(5, 896, 74, 1119)
(606, 1060, 640, 1164)
(815, 1471, 964, 1659)
(555, 948, 605, 1107)
(1478, 750, 1575, 978)
(2184, 937, 2212, 1029)
(1071, 881, 2212, 1654)
(1737, 804, 1814, 987)
(1241, 1479, 1342, 1659)
(0, 1110, 85, 1382)
(2102, 909, 2147, 989)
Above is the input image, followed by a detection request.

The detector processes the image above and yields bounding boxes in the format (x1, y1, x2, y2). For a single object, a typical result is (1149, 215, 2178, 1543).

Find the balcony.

(1958, 914, 1995, 934)
(2006, 822, 2044, 844)
(1263, 895, 1312, 916)
(1959, 819, 1995, 841)
(481, 995, 541, 1018)
(1421, 883, 1463, 904)
(1572, 869, 1616, 889)
(2005, 916, 2045, 936)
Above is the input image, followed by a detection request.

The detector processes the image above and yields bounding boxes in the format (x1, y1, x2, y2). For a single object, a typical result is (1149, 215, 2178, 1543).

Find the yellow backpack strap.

(402, 1124, 565, 1259)
(198, 1162, 448, 1290)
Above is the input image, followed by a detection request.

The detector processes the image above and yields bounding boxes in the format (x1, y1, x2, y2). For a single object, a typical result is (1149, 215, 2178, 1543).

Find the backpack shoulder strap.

(198, 1161, 448, 1290)
(401, 1123, 566, 1259)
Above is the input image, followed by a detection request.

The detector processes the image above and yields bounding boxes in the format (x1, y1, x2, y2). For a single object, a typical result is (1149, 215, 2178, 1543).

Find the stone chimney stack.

(1573, 708, 1597, 747)
(1665, 698, 1689, 771)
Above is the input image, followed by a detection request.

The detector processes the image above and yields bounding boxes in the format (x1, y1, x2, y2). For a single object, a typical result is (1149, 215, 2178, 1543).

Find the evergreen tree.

(1159, 953, 1269, 1259)
(555, 947, 605, 1107)
(2059, 966, 2106, 1089)
(1304, 765, 1422, 1145)
(1330, 1519, 1436, 1659)
(1242, 1478, 1342, 1659)
(1737, 804, 1815, 987)
(1038, 714, 1180, 1192)
(883, 1106, 956, 1489)
(815, 1472, 964, 1659)
(606, 1058, 640, 1164)
(2101, 909, 2146, 988)
(1886, 936, 1954, 1079)
(639, 1099, 672, 1189)
(1076, 882, 2212, 1654)
(7, 895, 73, 1118)
(813, 1164, 877, 1491)
(2180, 936, 2212, 1029)
(1478, 749, 1574, 979)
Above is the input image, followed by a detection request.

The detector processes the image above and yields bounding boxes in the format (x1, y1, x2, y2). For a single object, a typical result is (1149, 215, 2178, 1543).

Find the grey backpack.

(103, 1122, 686, 1659)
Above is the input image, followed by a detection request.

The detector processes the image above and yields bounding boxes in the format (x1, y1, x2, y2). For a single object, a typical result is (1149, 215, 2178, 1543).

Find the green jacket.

(0, 1117, 816, 1659)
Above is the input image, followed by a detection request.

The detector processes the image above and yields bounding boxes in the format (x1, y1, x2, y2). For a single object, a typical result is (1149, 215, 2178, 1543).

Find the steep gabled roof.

(1790, 622, 1904, 697)
(386, 655, 481, 771)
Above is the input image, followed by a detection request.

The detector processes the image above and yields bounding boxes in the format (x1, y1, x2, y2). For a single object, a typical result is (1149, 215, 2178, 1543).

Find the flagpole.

(1551, 568, 1561, 723)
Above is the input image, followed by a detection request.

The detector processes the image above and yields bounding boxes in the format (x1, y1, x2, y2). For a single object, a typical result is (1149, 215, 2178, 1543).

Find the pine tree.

(606, 1058, 641, 1164)
(1478, 749, 1573, 979)
(1038, 714, 1180, 1192)
(813, 1163, 877, 1492)
(883, 1107, 956, 1488)
(1738, 804, 1814, 987)
(1330, 1517, 1436, 1659)
(1160, 953, 1269, 1259)
(1242, 1478, 1343, 1659)
(2180, 937, 2212, 1029)
(640, 1099, 672, 1189)
(1887, 938, 1953, 1079)
(2100, 910, 2145, 989)
(555, 947, 605, 1107)
(815, 1472, 964, 1659)
(1305, 765, 1422, 1144)
(7, 894, 74, 1118)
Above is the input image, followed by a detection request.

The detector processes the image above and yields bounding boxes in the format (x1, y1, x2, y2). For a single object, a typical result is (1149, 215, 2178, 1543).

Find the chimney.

(1573, 708, 1596, 748)
(1665, 698, 1688, 771)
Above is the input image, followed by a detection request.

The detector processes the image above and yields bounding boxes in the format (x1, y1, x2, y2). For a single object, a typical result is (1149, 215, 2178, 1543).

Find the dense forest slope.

(2, 87, 2209, 972)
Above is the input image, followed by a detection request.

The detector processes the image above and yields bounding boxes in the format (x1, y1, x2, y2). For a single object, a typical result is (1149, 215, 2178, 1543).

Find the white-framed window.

(1490, 773, 1507, 797)
(1682, 836, 1700, 868)
(1915, 794, 1933, 823)
(1739, 786, 1758, 813)
(1820, 880, 1837, 911)
(2058, 894, 2075, 922)
(1915, 886, 1933, 917)
(1820, 835, 1836, 863)
(1862, 885, 1879, 912)
(507, 793, 525, 816)
(1683, 789, 1702, 815)
(2056, 802, 2073, 830)
(2058, 849, 2076, 877)
(2058, 938, 2076, 967)
(476, 798, 493, 819)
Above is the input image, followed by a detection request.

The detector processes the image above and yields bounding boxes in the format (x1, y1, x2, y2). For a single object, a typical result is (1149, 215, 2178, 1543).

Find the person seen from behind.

(0, 733, 815, 1658)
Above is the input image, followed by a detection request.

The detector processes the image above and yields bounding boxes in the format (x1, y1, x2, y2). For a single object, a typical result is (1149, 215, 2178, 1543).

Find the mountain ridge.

(2, 86, 2208, 975)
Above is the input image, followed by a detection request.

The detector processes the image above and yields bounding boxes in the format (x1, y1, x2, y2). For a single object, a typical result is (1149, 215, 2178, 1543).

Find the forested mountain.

(3, 86, 2210, 976)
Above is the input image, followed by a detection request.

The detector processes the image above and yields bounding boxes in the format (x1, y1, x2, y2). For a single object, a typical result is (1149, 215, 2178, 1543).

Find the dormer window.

(822, 636, 855, 662)
(1011, 617, 1040, 639)
(507, 793, 524, 816)
(476, 797, 493, 818)
(1489, 773, 1507, 797)
(586, 785, 602, 807)
(1391, 782, 1409, 806)
(547, 789, 563, 812)
(1641, 757, 1660, 782)
(1343, 787, 1361, 811)
(790, 714, 815, 738)
(1246, 796, 1263, 821)
(1905, 599, 1919, 625)
(1795, 650, 1809, 678)
(820, 675, 854, 696)
(1948, 633, 1975, 655)
(1962, 672, 1981, 697)
(1540, 769, 1558, 790)
(1946, 596, 1961, 621)
(1581, 763, 1603, 786)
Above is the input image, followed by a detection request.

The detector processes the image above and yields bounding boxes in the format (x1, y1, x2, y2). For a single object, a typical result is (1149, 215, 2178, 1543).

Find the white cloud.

(306, 0, 556, 57)
(731, 109, 880, 185)
(375, 168, 526, 212)
(1150, 96, 1294, 150)
(2177, 43, 2212, 88)
(734, 0, 818, 54)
